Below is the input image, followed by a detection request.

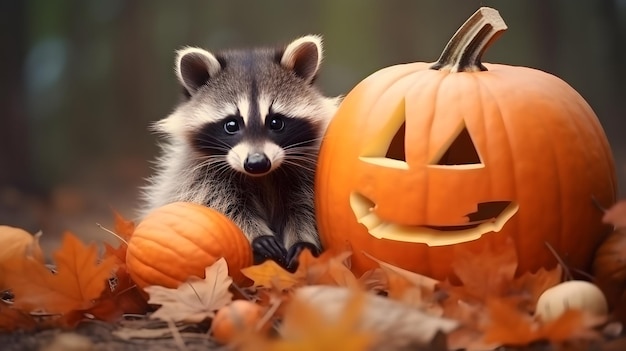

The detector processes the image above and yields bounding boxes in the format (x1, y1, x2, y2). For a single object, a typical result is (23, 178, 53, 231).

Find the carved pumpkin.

(315, 7, 616, 279)
(126, 202, 253, 289)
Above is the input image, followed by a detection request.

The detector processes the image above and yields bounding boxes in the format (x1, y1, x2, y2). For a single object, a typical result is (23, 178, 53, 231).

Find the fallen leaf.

(103, 209, 135, 263)
(87, 266, 149, 322)
(146, 258, 233, 323)
(603, 200, 626, 230)
(363, 252, 439, 305)
(112, 209, 136, 240)
(242, 286, 374, 351)
(450, 237, 518, 302)
(0, 302, 37, 332)
(241, 260, 300, 291)
(292, 285, 458, 351)
(511, 265, 563, 312)
(297, 250, 358, 288)
(3, 232, 118, 314)
(482, 298, 605, 347)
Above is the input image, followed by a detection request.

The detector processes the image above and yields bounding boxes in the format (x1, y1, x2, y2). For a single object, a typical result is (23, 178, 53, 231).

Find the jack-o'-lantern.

(315, 7, 616, 280)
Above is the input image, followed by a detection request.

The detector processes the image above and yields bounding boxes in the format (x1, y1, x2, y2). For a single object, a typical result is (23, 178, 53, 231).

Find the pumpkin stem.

(431, 7, 507, 73)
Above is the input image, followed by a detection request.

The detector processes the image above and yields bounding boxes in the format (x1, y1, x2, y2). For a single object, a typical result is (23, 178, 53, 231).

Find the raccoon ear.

(280, 35, 324, 84)
(175, 47, 222, 95)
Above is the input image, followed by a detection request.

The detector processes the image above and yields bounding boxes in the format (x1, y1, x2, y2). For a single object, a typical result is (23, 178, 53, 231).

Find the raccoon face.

(153, 34, 339, 177)
(190, 99, 320, 177)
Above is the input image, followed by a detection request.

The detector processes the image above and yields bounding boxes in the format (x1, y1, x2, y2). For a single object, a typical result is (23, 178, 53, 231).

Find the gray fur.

(139, 35, 340, 255)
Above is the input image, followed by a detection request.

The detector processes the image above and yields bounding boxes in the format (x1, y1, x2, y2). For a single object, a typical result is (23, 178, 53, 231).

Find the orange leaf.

(482, 298, 604, 347)
(511, 265, 563, 312)
(241, 260, 299, 291)
(451, 238, 518, 301)
(103, 209, 136, 263)
(113, 208, 136, 241)
(4, 232, 118, 314)
(0, 302, 37, 332)
(296, 250, 358, 288)
(87, 265, 149, 322)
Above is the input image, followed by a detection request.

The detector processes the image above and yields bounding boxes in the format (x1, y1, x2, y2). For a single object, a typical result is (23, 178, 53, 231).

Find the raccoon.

(139, 35, 340, 271)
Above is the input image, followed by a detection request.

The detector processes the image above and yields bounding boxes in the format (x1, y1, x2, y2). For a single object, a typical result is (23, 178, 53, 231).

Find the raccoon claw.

(252, 235, 287, 266)
(285, 242, 321, 272)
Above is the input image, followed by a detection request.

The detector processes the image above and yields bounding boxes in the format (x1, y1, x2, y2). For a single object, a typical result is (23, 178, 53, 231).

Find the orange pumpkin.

(126, 202, 253, 289)
(315, 7, 616, 280)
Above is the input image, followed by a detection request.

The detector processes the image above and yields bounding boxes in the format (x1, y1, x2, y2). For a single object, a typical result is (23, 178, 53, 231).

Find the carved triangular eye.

(359, 100, 408, 170)
(430, 122, 482, 167)
(385, 121, 406, 162)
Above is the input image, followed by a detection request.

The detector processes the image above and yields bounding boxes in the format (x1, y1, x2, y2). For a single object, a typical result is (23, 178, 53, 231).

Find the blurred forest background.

(1, 0, 625, 251)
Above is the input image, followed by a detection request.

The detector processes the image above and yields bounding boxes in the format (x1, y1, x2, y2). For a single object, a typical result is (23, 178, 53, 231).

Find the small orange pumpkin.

(315, 7, 616, 279)
(212, 299, 269, 344)
(126, 202, 253, 289)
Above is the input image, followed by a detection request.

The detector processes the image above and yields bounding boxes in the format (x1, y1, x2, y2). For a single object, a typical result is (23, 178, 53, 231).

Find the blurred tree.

(0, 1, 31, 191)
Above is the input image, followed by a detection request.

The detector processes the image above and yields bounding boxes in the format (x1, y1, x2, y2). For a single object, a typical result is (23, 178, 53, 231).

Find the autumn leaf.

(112, 208, 136, 240)
(511, 265, 563, 312)
(449, 238, 518, 302)
(289, 286, 458, 351)
(296, 250, 358, 288)
(482, 298, 604, 346)
(103, 209, 136, 263)
(3, 232, 117, 314)
(86, 266, 149, 322)
(603, 200, 626, 230)
(0, 302, 37, 332)
(242, 287, 374, 351)
(146, 258, 233, 323)
(241, 260, 300, 291)
(360, 252, 443, 314)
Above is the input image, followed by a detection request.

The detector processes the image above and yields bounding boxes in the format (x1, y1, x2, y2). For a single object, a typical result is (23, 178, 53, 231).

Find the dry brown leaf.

(482, 298, 605, 347)
(146, 258, 233, 323)
(3, 232, 117, 314)
(603, 200, 626, 230)
(294, 285, 458, 351)
(87, 266, 149, 322)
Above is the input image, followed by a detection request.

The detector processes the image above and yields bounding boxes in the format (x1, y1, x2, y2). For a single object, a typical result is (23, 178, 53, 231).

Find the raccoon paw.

(252, 235, 287, 266)
(285, 242, 321, 272)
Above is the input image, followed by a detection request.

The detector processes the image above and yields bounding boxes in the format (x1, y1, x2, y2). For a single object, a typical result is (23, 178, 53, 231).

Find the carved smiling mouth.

(350, 192, 519, 246)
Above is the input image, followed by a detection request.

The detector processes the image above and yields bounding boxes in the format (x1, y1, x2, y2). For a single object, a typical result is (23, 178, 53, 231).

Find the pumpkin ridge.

(569, 90, 617, 200)
(128, 248, 181, 287)
(130, 229, 210, 282)
(476, 76, 529, 264)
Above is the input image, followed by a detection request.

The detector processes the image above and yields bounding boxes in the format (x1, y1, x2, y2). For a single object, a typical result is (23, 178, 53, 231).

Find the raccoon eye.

(268, 116, 285, 132)
(223, 119, 240, 134)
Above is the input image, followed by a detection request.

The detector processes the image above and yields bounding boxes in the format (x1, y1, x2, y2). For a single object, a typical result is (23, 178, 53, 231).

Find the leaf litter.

(2, 204, 626, 350)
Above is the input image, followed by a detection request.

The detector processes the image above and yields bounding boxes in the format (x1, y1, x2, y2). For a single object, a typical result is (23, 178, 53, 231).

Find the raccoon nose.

(244, 153, 271, 174)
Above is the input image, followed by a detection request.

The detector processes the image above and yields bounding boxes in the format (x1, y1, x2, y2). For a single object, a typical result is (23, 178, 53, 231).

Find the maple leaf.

(3, 232, 117, 314)
(450, 237, 518, 302)
(103, 209, 136, 263)
(146, 258, 233, 323)
(241, 260, 300, 291)
(603, 200, 626, 230)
